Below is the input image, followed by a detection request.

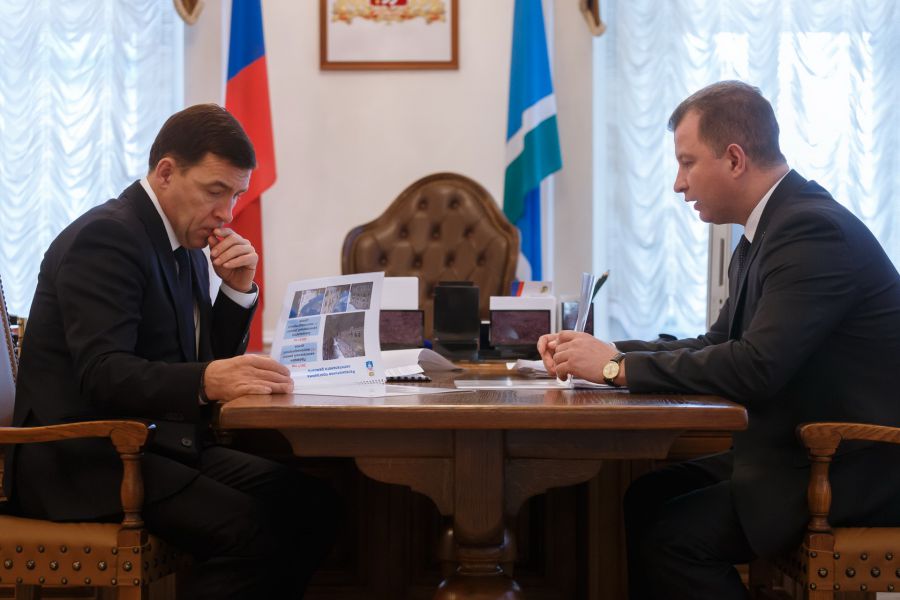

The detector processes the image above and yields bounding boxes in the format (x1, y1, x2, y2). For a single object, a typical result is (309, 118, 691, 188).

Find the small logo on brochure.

(365, 360, 374, 369)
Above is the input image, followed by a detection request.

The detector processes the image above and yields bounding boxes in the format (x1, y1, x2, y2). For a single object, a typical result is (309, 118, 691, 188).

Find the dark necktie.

(735, 235, 751, 283)
(173, 247, 196, 360)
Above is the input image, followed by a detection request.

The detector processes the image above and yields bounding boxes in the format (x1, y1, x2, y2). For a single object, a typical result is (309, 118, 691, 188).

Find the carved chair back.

(342, 172, 519, 337)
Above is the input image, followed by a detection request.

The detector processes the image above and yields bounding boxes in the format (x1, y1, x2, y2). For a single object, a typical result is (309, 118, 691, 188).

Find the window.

(593, 0, 899, 341)
(0, 0, 183, 315)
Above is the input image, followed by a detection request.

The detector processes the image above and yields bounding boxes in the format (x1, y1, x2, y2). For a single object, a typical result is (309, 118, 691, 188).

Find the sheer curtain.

(0, 0, 183, 315)
(594, 0, 900, 341)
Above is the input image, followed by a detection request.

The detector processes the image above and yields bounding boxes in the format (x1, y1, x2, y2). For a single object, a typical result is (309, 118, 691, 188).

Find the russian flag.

(503, 0, 562, 282)
(226, 0, 276, 351)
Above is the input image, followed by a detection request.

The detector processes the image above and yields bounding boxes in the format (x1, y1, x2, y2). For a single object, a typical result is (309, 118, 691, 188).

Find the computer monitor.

(379, 310, 424, 350)
(489, 309, 551, 359)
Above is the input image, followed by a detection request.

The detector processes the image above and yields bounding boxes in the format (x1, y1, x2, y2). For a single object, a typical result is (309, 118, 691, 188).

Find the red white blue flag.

(226, 0, 276, 351)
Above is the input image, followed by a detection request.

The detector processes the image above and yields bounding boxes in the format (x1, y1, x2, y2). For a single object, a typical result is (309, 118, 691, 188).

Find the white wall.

(184, 0, 594, 341)
(551, 0, 594, 302)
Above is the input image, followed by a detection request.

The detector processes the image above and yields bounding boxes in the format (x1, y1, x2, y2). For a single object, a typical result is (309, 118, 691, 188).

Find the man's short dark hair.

(668, 81, 786, 168)
(148, 104, 256, 172)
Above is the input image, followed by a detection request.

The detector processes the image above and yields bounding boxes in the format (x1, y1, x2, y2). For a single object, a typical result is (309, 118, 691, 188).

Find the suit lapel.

(122, 181, 197, 362)
(728, 170, 808, 338)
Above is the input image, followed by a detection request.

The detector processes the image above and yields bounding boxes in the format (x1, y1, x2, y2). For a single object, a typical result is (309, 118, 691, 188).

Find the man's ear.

(724, 143, 747, 178)
(154, 157, 177, 186)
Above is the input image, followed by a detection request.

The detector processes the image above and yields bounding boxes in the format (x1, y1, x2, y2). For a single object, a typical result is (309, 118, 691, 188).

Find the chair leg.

(13, 584, 40, 600)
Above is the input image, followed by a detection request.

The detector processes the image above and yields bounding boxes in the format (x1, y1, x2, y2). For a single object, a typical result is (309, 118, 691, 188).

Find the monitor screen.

(379, 310, 424, 349)
(490, 310, 551, 346)
(560, 302, 594, 334)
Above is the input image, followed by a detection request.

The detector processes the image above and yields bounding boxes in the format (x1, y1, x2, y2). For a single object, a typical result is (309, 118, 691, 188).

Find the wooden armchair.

(342, 172, 519, 337)
(0, 276, 185, 599)
(751, 423, 900, 599)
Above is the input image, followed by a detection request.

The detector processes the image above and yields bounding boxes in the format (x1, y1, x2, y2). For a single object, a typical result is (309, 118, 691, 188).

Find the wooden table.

(218, 370, 747, 600)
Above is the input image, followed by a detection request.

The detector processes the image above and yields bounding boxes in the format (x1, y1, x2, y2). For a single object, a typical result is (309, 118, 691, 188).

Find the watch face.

(602, 361, 619, 380)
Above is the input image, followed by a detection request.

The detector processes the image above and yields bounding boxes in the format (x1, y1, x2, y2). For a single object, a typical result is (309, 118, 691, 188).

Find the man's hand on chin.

(208, 227, 257, 293)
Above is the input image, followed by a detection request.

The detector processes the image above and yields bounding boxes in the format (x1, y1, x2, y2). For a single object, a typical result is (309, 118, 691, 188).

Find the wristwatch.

(602, 352, 626, 386)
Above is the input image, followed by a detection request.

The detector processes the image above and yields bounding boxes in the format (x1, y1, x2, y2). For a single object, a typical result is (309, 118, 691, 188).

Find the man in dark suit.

(11, 104, 339, 599)
(538, 81, 900, 599)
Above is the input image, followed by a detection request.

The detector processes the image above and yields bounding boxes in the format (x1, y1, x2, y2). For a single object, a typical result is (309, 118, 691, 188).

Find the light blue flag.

(503, 0, 562, 282)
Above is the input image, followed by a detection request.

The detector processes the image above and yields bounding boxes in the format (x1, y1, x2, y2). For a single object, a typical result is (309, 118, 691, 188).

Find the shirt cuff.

(220, 281, 258, 309)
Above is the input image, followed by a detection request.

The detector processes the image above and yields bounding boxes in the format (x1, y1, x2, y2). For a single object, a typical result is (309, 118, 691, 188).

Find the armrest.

(0, 420, 153, 529)
(796, 422, 900, 534)
(0, 420, 149, 450)
(799, 422, 900, 454)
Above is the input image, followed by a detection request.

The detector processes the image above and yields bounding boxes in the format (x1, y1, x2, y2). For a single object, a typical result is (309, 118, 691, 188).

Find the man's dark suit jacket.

(617, 170, 900, 558)
(8, 180, 254, 520)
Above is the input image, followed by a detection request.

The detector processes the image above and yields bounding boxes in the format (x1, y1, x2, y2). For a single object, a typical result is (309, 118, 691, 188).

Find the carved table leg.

(434, 430, 522, 600)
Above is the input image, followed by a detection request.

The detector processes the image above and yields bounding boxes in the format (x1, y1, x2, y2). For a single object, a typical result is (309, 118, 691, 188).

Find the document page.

(271, 272, 385, 388)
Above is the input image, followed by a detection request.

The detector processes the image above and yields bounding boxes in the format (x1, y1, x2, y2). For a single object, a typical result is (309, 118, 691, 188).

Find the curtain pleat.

(0, 0, 181, 315)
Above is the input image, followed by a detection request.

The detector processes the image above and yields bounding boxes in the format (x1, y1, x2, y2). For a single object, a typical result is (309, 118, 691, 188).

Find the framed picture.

(320, 0, 459, 70)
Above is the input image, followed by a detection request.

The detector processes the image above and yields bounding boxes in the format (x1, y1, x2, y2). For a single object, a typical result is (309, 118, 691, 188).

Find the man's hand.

(208, 227, 257, 293)
(538, 332, 562, 376)
(539, 331, 621, 383)
(203, 355, 294, 403)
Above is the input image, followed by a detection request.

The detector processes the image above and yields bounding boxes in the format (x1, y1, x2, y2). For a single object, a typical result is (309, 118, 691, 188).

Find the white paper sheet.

(454, 378, 613, 390)
(381, 348, 460, 373)
(296, 384, 465, 398)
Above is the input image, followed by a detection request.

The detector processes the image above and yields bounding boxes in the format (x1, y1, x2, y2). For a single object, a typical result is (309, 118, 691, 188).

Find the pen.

(590, 270, 609, 303)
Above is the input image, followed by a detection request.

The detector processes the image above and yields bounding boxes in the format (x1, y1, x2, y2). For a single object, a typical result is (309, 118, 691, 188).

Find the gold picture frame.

(320, 0, 459, 70)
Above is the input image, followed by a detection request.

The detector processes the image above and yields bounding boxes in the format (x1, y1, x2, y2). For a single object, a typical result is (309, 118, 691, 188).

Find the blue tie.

(173, 247, 196, 360)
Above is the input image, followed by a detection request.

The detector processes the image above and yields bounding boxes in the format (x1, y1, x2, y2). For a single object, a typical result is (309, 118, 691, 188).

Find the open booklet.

(382, 348, 461, 381)
(270, 272, 463, 397)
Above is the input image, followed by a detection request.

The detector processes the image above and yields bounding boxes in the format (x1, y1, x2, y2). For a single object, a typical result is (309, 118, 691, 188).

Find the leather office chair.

(750, 423, 900, 599)
(341, 172, 519, 337)
(0, 276, 186, 599)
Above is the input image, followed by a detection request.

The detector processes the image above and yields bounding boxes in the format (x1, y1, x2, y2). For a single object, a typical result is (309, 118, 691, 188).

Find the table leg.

(434, 430, 523, 600)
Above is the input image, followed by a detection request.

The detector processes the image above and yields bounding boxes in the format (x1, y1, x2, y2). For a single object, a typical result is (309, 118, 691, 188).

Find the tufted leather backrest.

(0, 275, 15, 428)
(342, 173, 519, 337)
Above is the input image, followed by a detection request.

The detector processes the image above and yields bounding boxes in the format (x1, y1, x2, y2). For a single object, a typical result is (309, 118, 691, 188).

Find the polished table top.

(218, 369, 747, 432)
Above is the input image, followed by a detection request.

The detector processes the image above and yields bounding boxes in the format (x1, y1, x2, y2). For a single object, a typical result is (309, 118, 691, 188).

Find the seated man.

(538, 81, 900, 600)
(9, 104, 339, 599)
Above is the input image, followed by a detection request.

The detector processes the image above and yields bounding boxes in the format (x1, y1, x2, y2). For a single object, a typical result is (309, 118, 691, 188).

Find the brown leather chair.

(750, 423, 900, 599)
(0, 276, 186, 599)
(342, 172, 519, 337)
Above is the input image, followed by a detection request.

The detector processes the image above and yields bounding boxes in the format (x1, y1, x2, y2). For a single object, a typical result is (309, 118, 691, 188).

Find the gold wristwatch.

(602, 352, 626, 386)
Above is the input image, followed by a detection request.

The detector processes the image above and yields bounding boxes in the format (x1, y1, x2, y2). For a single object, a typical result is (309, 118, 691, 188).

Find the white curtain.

(0, 0, 183, 315)
(596, 0, 900, 341)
